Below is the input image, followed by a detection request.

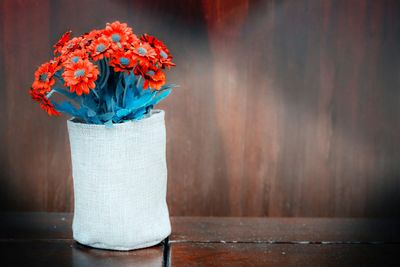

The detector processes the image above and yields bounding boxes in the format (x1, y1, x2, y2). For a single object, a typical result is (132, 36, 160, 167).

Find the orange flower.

(104, 21, 136, 50)
(31, 60, 59, 93)
(131, 42, 157, 73)
(140, 34, 175, 69)
(61, 49, 88, 66)
(143, 69, 166, 90)
(29, 89, 60, 116)
(132, 42, 156, 62)
(127, 31, 139, 45)
(62, 59, 99, 95)
(80, 29, 103, 49)
(88, 35, 112, 61)
(60, 36, 84, 55)
(85, 29, 102, 40)
(54, 30, 72, 55)
(110, 49, 136, 72)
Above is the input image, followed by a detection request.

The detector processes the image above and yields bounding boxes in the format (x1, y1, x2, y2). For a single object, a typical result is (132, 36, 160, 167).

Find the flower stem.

(92, 88, 100, 99)
(46, 90, 55, 98)
(54, 72, 62, 79)
(100, 59, 109, 89)
(122, 74, 128, 107)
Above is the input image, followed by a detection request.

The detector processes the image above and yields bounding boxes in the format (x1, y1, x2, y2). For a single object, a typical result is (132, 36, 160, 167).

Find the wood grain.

(0, 213, 399, 266)
(0, 213, 164, 267)
(0, 212, 72, 239)
(170, 216, 400, 243)
(170, 243, 400, 267)
(1, 213, 399, 243)
(0, 240, 164, 267)
(1, 0, 400, 217)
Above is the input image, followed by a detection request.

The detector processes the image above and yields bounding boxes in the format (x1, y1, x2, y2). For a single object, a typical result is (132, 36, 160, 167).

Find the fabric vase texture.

(67, 110, 171, 250)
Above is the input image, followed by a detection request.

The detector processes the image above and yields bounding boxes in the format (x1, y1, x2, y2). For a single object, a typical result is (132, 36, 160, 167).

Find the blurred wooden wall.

(1, 0, 400, 217)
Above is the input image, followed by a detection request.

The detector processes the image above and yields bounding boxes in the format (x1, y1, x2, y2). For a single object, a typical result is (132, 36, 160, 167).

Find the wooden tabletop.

(0, 213, 399, 266)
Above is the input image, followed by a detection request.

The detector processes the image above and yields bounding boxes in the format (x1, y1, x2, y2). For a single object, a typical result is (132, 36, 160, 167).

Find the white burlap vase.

(67, 110, 171, 251)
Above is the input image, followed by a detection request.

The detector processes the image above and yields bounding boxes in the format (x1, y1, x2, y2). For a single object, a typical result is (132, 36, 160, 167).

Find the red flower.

(132, 42, 156, 62)
(60, 36, 84, 56)
(60, 49, 88, 67)
(54, 30, 72, 55)
(140, 34, 175, 69)
(131, 42, 157, 73)
(29, 89, 60, 116)
(143, 68, 166, 90)
(104, 21, 136, 51)
(79, 29, 104, 50)
(88, 35, 112, 61)
(110, 49, 136, 72)
(62, 59, 99, 95)
(61, 49, 88, 66)
(85, 29, 102, 40)
(31, 61, 59, 93)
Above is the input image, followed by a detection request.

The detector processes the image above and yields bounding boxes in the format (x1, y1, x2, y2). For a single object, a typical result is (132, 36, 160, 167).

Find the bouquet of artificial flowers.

(29, 21, 176, 126)
(29, 21, 175, 251)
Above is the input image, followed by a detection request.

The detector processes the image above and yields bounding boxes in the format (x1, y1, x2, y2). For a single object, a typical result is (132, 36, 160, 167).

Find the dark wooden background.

(1, 0, 400, 217)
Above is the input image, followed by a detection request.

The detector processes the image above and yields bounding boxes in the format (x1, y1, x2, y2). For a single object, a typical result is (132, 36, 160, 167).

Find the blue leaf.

(52, 101, 80, 117)
(88, 116, 102, 124)
(87, 109, 96, 117)
(97, 59, 110, 90)
(98, 112, 115, 122)
(123, 85, 134, 107)
(135, 76, 144, 91)
(116, 108, 131, 118)
(76, 106, 91, 121)
(123, 71, 136, 89)
(132, 107, 147, 120)
(95, 62, 104, 88)
(115, 78, 124, 105)
(53, 88, 81, 104)
(82, 94, 99, 113)
(149, 89, 172, 106)
(160, 84, 178, 91)
(125, 90, 156, 110)
(103, 90, 114, 113)
(105, 120, 113, 128)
